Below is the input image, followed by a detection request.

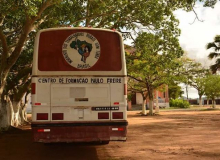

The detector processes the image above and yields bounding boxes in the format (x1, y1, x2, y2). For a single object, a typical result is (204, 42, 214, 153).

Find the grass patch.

(198, 108, 220, 111)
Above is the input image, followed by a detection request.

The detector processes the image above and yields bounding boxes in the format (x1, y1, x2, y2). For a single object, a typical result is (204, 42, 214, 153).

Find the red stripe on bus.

(124, 84, 127, 95)
(31, 83, 36, 94)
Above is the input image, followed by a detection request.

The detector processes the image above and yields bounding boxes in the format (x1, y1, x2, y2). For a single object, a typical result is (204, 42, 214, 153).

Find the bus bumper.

(31, 121, 128, 143)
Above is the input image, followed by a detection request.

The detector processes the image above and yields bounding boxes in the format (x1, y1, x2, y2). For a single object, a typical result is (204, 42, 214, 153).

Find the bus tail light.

(37, 113, 48, 120)
(112, 112, 123, 119)
(52, 113, 64, 120)
(98, 112, 109, 119)
(31, 83, 36, 94)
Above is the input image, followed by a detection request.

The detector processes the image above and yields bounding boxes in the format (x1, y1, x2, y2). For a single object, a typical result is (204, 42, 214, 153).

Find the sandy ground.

(1, 110, 220, 160)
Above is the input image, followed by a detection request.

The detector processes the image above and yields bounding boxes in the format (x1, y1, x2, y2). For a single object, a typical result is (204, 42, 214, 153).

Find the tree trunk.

(142, 98, 147, 115)
(1, 98, 29, 129)
(148, 90, 154, 115)
(207, 98, 209, 105)
(11, 100, 30, 126)
(10, 101, 22, 127)
(20, 92, 30, 124)
(199, 95, 202, 107)
(212, 99, 216, 108)
(0, 103, 10, 130)
(148, 100, 154, 115)
(20, 103, 28, 124)
(155, 90, 159, 113)
(186, 84, 188, 100)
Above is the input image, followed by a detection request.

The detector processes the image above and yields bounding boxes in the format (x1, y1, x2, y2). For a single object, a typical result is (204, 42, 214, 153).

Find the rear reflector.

(114, 102, 119, 105)
(98, 112, 109, 119)
(35, 103, 41, 105)
(37, 129, 50, 132)
(112, 128, 124, 131)
(31, 83, 36, 94)
(112, 112, 123, 119)
(52, 113, 64, 120)
(118, 128, 124, 131)
(37, 113, 48, 120)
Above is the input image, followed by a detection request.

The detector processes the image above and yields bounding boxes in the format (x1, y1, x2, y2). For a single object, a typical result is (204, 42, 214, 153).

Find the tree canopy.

(203, 75, 220, 108)
(177, 57, 210, 102)
(207, 35, 220, 73)
(168, 83, 184, 99)
(126, 31, 183, 115)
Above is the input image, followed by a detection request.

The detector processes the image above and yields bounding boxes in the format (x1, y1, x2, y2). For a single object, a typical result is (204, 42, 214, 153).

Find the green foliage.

(202, 0, 218, 8)
(70, 40, 93, 51)
(169, 99, 190, 108)
(127, 32, 184, 93)
(127, 93, 134, 101)
(207, 35, 220, 73)
(127, 31, 184, 115)
(176, 57, 210, 99)
(204, 75, 220, 100)
(168, 84, 183, 99)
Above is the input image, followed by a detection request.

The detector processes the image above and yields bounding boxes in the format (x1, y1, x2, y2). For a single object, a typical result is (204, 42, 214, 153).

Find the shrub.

(169, 99, 190, 108)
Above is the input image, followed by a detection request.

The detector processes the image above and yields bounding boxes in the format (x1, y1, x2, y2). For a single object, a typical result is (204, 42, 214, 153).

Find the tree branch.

(0, 27, 8, 64)
(15, 79, 31, 102)
(189, 7, 204, 25)
(128, 75, 145, 83)
(6, 1, 55, 70)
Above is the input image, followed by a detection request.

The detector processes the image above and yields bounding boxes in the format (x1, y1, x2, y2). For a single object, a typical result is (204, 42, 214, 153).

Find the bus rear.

(31, 28, 127, 143)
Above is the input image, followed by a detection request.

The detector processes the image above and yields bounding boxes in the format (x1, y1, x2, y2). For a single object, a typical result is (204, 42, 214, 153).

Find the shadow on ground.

(0, 127, 100, 160)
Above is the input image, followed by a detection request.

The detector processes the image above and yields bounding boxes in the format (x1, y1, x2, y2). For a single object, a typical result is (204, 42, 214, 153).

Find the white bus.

(31, 28, 127, 144)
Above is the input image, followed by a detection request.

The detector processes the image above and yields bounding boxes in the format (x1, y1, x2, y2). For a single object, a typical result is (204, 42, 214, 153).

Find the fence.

(188, 99, 220, 105)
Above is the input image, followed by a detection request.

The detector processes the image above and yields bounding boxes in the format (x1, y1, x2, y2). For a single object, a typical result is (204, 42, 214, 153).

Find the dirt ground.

(1, 110, 220, 160)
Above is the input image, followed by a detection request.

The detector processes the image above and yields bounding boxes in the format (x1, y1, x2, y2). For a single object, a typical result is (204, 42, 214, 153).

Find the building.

(131, 88, 169, 108)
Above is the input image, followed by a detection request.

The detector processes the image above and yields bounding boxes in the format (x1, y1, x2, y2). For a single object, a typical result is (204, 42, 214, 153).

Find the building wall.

(135, 88, 169, 107)
(136, 93, 144, 104)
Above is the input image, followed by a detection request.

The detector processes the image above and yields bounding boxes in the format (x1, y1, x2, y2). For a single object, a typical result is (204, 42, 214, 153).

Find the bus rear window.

(38, 30, 122, 71)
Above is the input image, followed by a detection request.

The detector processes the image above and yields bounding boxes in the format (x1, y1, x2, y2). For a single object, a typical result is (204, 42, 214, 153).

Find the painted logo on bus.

(62, 32, 100, 69)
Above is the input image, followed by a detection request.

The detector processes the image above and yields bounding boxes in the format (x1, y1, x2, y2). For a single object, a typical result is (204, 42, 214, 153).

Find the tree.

(190, 68, 211, 106)
(168, 83, 184, 99)
(207, 35, 220, 73)
(127, 75, 148, 114)
(127, 32, 183, 115)
(203, 75, 220, 108)
(5, 48, 32, 126)
(178, 57, 210, 105)
(0, 0, 218, 129)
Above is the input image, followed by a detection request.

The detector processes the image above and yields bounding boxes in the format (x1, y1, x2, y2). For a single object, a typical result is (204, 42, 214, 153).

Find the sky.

(174, 1, 220, 98)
